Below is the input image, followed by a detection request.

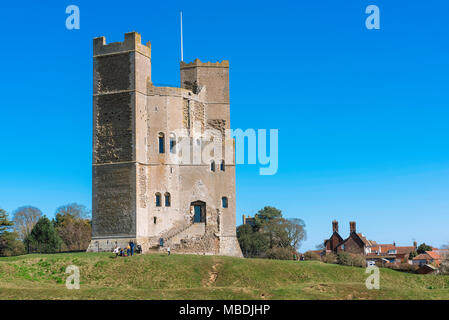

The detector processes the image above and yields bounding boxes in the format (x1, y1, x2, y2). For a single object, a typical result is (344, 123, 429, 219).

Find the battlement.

(180, 58, 229, 69)
(93, 31, 151, 58)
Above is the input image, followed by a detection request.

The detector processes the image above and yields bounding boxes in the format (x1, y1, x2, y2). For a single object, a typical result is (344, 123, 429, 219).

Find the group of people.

(112, 240, 171, 257)
(113, 241, 140, 258)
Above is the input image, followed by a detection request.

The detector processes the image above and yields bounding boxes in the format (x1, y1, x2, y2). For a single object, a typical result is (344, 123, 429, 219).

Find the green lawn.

(0, 252, 448, 300)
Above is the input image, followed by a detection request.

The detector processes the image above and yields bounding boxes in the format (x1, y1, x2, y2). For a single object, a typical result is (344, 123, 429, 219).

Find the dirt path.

(205, 262, 221, 287)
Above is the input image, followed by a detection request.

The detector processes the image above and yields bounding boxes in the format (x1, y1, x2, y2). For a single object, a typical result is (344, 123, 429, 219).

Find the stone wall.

(94, 92, 133, 163)
(92, 163, 136, 237)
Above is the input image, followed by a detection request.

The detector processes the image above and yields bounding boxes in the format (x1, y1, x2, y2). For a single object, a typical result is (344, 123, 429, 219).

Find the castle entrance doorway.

(191, 201, 206, 223)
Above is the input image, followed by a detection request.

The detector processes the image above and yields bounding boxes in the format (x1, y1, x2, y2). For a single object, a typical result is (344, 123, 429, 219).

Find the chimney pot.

(332, 220, 339, 233)
(349, 221, 356, 233)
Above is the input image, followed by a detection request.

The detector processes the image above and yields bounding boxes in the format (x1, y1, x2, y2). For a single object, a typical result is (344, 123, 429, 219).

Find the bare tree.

(55, 203, 91, 219)
(54, 203, 91, 251)
(440, 244, 449, 275)
(12, 206, 42, 240)
(286, 218, 306, 251)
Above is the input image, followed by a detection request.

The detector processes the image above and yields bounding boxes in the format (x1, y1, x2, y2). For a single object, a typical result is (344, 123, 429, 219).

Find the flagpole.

(180, 11, 183, 62)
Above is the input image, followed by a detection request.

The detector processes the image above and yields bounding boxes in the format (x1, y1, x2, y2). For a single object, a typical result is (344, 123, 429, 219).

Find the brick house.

(322, 220, 418, 265)
(324, 220, 343, 253)
(324, 221, 375, 255)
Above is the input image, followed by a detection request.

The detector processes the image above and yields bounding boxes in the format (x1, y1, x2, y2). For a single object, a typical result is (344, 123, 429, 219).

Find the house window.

(169, 134, 176, 153)
(164, 192, 171, 207)
(211, 160, 216, 172)
(158, 133, 165, 153)
(222, 197, 228, 208)
(220, 160, 225, 171)
(154, 217, 157, 224)
(155, 193, 161, 207)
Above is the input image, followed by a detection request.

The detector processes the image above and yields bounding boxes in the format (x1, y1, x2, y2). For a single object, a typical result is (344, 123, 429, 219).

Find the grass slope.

(0, 252, 448, 300)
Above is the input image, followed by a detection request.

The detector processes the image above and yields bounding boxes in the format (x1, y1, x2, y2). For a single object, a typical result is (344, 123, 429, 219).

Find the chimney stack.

(332, 220, 339, 233)
(349, 221, 356, 233)
(413, 241, 417, 249)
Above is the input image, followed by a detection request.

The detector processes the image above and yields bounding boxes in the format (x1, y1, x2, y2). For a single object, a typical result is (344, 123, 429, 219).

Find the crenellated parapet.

(180, 58, 229, 69)
(93, 31, 151, 58)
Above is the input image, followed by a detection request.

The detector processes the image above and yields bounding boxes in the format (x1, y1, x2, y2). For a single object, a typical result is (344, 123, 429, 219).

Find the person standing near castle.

(167, 247, 171, 256)
(130, 241, 135, 256)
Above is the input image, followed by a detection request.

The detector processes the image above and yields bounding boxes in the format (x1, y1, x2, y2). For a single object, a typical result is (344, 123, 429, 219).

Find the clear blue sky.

(0, 1, 448, 251)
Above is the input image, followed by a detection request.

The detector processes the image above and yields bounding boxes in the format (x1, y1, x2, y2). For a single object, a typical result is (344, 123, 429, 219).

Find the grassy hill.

(0, 252, 448, 300)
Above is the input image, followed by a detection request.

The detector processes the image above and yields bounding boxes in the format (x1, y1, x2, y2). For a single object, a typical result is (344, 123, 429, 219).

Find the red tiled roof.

(426, 251, 440, 260)
(413, 253, 431, 261)
(396, 246, 415, 255)
(369, 244, 415, 256)
(370, 244, 396, 253)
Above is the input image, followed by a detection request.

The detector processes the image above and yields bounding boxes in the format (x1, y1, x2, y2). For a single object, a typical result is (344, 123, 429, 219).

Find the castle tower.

(88, 32, 242, 257)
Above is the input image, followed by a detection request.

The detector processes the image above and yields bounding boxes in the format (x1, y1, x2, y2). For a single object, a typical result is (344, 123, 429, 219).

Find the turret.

(180, 59, 230, 126)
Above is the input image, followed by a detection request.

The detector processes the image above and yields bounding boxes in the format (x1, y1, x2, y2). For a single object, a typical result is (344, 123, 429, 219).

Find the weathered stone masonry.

(87, 32, 243, 257)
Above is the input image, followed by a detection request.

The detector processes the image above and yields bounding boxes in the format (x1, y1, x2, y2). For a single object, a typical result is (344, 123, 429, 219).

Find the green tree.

(262, 218, 290, 249)
(0, 209, 25, 256)
(0, 209, 13, 234)
(237, 207, 307, 259)
(409, 250, 418, 260)
(416, 243, 433, 254)
(24, 216, 63, 253)
(54, 203, 92, 251)
(236, 224, 269, 258)
(254, 206, 282, 230)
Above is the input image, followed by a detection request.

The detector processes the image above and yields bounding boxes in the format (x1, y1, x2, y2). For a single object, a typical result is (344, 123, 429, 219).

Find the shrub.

(322, 253, 338, 264)
(337, 252, 366, 267)
(304, 251, 321, 261)
(387, 263, 418, 273)
(265, 247, 294, 260)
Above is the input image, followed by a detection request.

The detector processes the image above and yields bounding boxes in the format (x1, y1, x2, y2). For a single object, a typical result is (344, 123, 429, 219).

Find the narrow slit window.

(155, 193, 161, 207)
(169, 134, 176, 153)
(211, 160, 216, 172)
(164, 192, 171, 207)
(220, 160, 225, 171)
(158, 133, 165, 153)
(222, 197, 228, 208)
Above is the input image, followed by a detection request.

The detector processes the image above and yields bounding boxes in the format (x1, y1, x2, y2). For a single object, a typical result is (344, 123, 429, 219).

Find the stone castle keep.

(87, 32, 243, 257)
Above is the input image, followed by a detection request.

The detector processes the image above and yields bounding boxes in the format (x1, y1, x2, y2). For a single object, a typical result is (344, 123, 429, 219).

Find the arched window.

(155, 193, 161, 207)
(158, 133, 165, 153)
(210, 160, 216, 172)
(169, 133, 176, 154)
(164, 192, 171, 207)
(222, 197, 228, 208)
(220, 160, 225, 171)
